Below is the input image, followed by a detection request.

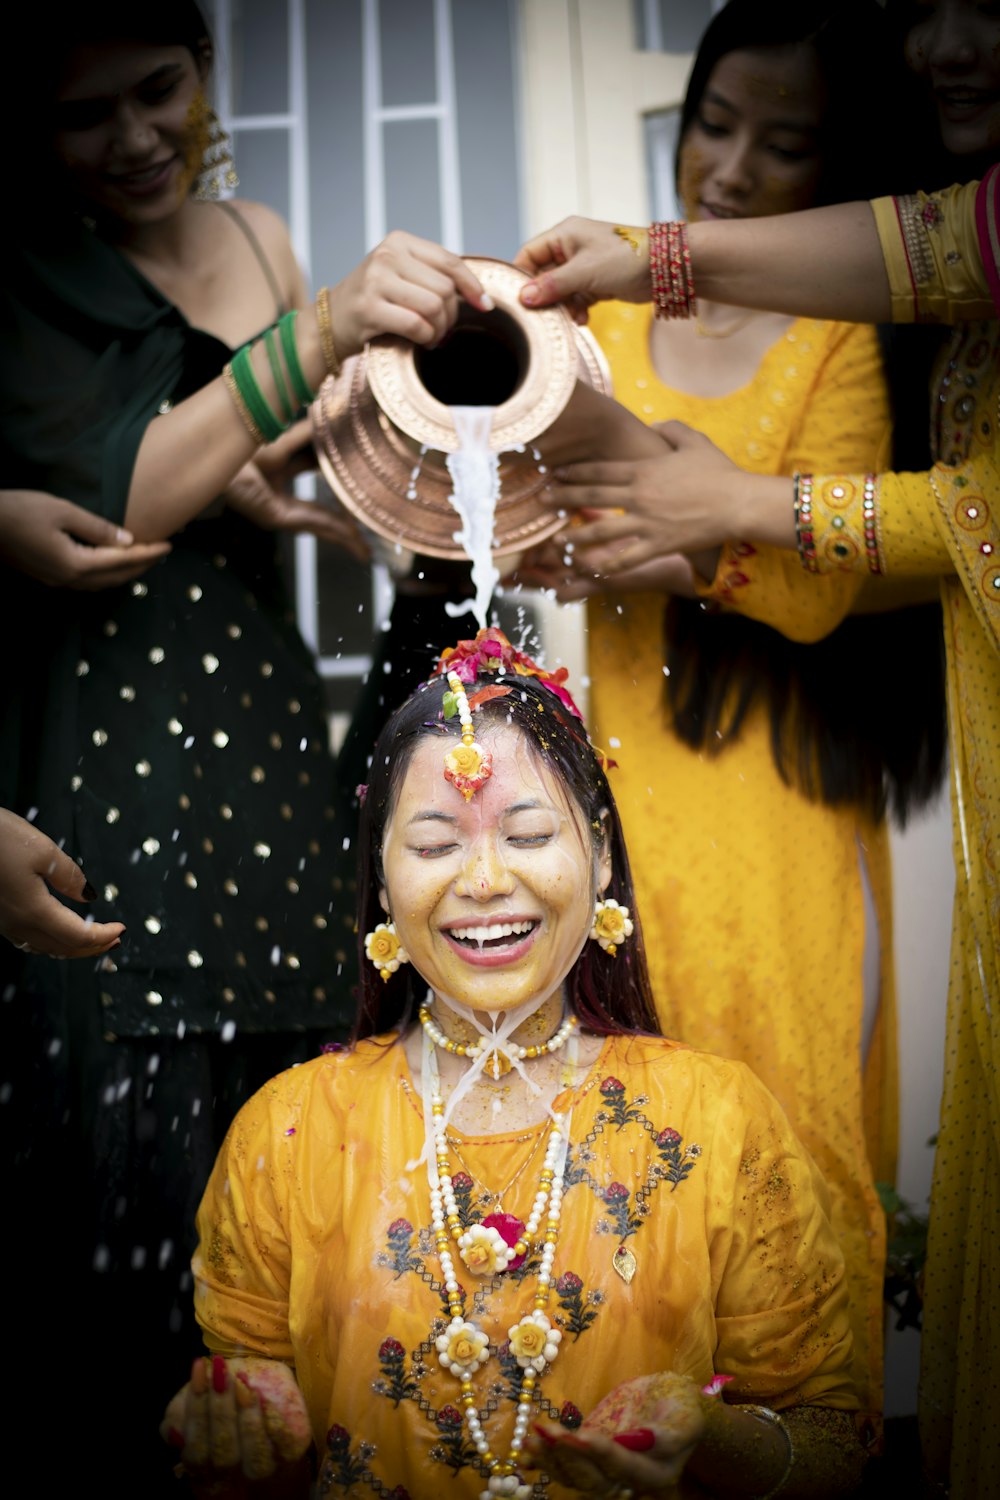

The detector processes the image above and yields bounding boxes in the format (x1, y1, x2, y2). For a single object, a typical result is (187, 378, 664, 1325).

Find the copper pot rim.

(365, 256, 581, 454)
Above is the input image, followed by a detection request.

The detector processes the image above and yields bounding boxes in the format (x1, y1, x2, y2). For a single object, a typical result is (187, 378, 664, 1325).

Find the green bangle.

(231, 343, 286, 443)
(278, 309, 316, 407)
(264, 326, 296, 425)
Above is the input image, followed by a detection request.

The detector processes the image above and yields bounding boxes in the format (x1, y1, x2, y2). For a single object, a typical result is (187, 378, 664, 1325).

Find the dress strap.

(217, 200, 287, 318)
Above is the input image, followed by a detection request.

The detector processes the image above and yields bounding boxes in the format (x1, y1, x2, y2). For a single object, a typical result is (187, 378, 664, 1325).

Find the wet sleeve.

(705, 1066, 858, 1412)
(193, 1086, 296, 1362)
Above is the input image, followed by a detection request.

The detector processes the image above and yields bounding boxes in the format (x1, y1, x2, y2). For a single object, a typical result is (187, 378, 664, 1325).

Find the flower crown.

(429, 628, 614, 799)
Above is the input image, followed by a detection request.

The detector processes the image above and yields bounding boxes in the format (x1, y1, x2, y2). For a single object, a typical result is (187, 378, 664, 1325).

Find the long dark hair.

(354, 672, 660, 1042)
(665, 0, 947, 825)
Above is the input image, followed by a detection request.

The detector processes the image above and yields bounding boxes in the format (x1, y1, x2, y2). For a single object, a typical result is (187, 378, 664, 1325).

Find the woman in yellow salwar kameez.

(515, 118, 1000, 1500)
(162, 631, 871, 1498)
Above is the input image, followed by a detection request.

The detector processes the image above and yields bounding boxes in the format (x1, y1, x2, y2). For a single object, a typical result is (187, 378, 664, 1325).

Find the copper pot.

(310, 256, 611, 561)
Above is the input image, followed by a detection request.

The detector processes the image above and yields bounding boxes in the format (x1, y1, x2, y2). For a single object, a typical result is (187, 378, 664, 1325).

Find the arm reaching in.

(126, 232, 491, 541)
(515, 206, 891, 326)
(544, 419, 795, 570)
(0, 490, 170, 590)
(0, 808, 124, 958)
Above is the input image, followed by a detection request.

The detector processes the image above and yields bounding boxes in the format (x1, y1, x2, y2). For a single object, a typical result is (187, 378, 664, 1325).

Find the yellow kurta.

(586, 304, 894, 1422)
(195, 1035, 858, 1497)
(760, 179, 999, 1499)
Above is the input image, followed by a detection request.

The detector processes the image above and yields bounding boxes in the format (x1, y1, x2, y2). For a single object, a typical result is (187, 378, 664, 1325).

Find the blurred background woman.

(513, 3, 1000, 1490)
(521, 0, 947, 1436)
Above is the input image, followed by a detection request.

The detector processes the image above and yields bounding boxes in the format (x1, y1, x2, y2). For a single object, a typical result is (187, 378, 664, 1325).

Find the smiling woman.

(164, 630, 873, 1500)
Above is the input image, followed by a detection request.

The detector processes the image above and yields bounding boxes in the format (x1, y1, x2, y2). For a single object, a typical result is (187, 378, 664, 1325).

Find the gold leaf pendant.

(612, 1243, 636, 1283)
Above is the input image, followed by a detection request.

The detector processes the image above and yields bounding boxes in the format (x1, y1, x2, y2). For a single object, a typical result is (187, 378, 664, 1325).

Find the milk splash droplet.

(443, 406, 501, 631)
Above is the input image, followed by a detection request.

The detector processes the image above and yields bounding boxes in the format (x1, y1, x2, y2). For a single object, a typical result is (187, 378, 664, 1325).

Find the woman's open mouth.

(935, 87, 1000, 123)
(441, 918, 540, 965)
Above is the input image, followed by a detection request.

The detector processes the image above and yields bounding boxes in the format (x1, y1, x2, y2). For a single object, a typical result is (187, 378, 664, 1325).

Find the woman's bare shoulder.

(224, 198, 303, 302)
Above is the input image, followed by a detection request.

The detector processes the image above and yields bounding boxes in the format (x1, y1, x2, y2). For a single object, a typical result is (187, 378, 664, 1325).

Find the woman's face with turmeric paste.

(678, 44, 827, 225)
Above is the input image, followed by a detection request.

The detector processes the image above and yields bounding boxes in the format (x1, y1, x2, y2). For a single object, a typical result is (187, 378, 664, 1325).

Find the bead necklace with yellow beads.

(419, 1001, 577, 1082)
(421, 1027, 574, 1498)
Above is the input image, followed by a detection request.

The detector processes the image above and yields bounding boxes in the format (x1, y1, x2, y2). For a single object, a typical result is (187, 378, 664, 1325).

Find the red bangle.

(650, 220, 696, 319)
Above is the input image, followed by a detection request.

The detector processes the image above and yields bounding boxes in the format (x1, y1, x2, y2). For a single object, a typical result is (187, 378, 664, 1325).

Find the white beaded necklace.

(419, 1002, 578, 1081)
(422, 1027, 574, 1498)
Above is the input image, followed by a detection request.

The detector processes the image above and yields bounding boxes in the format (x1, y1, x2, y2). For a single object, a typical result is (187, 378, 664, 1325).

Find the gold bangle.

(315, 286, 341, 378)
(222, 361, 266, 445)
(740, 1405, 794, 1499)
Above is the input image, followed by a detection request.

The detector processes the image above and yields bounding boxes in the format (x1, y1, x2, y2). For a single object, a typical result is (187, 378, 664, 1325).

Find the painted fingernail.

(479, 293, 495, 311)
(82, 881, 97, 901)
(212, 1355, 228, 1393)
(531, 1423, 558, 1447)
(234, 1375, 255, 1409)
(613, 1428, 656, 1452)
(166, 1426, 185, 1447)
(191, 1357, 209, 1395)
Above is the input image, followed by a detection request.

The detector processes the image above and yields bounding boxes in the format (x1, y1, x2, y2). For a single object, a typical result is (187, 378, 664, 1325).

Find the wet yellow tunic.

(586, 303, 894, 1422)
(195, 1034, 858, 1497)
(784, 178, 1000, 1499)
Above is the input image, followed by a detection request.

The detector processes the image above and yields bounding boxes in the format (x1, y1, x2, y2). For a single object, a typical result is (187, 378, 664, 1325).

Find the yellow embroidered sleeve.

(707, 1067, 857, 1410)
(697, 322, 891, 641)
(873, 181, 995, 324)
(807, 470, 952, 578)
(194, 1081, 296, 1362)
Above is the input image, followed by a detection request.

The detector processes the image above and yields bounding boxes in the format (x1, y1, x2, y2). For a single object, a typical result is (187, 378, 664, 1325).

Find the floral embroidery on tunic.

(318, 1075, 704, 1494)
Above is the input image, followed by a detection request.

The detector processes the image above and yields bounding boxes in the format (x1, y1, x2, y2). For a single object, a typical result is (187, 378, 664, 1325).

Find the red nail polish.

(212, 1355, 228, 1393)
(167, 1426, 185, 1448)
(613, 1428, 656, 1451)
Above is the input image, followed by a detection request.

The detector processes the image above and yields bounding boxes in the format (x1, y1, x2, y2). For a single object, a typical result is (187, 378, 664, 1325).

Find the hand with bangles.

(162, 1355, 312, 1499)
(514, 216, 651, 324)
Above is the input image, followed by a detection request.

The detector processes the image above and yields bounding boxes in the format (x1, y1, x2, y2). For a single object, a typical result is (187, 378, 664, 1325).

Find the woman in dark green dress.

(0, 2, 489, 1486)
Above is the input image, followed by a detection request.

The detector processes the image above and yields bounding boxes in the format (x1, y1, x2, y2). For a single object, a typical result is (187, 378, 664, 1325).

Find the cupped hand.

(545, 421, 743, 570)
(162, 1355, 312, 1497)
(514, 216, 650, 321)
(326, 231, 493, 356)
(0, 490, 171, 589)
(523, 1371, 706, 1496)
(223, 462, 370, 562)
(0, 807, 123, 959)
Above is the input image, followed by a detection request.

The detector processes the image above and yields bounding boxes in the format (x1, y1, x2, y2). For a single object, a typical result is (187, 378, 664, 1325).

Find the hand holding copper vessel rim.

(311, 257, 613, 560)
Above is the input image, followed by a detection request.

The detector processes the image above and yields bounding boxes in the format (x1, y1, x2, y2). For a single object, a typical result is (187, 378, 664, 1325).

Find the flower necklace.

(419, 1002, 578, 1081)
(422, 1029, 574, 1498)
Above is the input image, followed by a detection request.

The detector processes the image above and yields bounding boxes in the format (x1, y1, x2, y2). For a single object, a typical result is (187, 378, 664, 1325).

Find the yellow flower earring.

(364, 921, 409, 982)
(591, 898, 634, 958)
